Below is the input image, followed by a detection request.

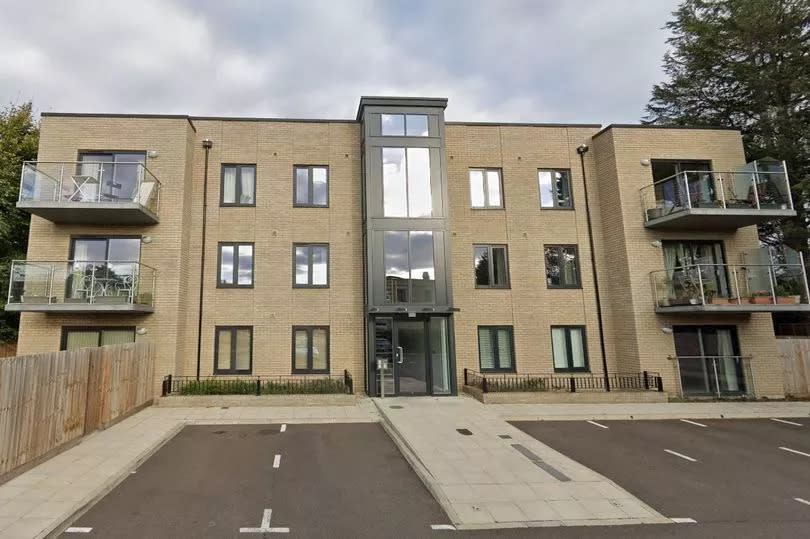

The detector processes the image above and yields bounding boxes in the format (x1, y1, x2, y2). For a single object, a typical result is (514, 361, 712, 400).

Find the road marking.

(587, 420, 608, 429)
(273, 454, 281, 468)
(664, 449, 697, 462)
(671, 517, 697, 523)
(771, 418, 803, 427)
(65, 528, 93, 533)
(240, 509, 290, 534)
(795, 498, 810, 506)
(780, 446, 810, 458)
(679, 419, 707, 428)
(280, 424, 287, 432)
(431, 524, 456, 530)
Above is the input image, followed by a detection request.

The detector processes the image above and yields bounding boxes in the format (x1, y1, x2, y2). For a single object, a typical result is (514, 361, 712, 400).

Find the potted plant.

(775, 283, 801, 304)
(750, 291, 773, 305)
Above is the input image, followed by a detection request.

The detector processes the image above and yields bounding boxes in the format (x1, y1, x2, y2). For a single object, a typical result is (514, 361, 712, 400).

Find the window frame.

(220, 164, 257, 207)
(380, 113, 430, 137)
(217, 242, 254, 288)
(544, 244, 581, 289)
(292, 243, 330, 288)
(292, 165, 329, 208)
(538, 168, 574, 210)
(469, 168, 504, 209)
(214, 326, 253, 375)
(60, 326, 136, 350)
(477, 325, 516, 373)
(473, 244, 510, 289)
(291, 325, 330, 374)
(551, 325, 589, 372)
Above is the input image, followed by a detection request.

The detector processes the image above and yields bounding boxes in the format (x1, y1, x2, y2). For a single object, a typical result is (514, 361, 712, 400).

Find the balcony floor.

(5, 303, 154, 314)
(656, 304, 810, 314)
(645, 207, 795, 230)
(17, 201, 159, 225)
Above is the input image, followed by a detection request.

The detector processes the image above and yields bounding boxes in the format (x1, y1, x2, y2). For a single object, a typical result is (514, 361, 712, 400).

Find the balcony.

(5, 261, 155, 313)
(17, 161, 161, 224)
(650, 260, 810, 313)
(640, 160, 795, 229)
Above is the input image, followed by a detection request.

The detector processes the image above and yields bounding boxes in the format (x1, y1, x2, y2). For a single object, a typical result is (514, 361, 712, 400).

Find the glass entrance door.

(674, 326, 745, 396)
(395, 320, 429, 395)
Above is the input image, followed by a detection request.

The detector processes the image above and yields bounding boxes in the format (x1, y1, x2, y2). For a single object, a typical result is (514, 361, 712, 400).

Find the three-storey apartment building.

(8, 96, 806, 399)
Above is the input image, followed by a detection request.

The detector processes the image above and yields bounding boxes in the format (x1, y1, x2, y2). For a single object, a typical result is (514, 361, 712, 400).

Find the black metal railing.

(162, 371, 353, 396)
(463, 368, 663, 393)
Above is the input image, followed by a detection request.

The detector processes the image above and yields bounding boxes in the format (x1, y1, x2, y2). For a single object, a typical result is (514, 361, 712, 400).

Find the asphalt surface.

(61, 423, 450, 538)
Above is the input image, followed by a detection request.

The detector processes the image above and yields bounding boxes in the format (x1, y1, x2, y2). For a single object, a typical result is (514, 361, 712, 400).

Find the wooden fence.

(0, 341, 154, 481)
(0, 342, 16, 358)
(777, 338, 810, 398)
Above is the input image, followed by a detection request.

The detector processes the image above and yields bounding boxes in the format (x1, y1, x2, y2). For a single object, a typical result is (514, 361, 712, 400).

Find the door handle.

(396, 346, 404, 364)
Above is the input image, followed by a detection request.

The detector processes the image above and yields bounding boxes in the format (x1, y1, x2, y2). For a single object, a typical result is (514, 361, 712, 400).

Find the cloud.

(0, 0, 678, 123)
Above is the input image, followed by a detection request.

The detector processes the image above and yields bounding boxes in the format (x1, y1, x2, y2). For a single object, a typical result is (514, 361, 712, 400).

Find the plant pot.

(752, 296, 772, 305)
(777, 295, 801, 305)
(710, 297, 730, 305)
(668, 298, 692, 306)
(689, 298, 701, 305)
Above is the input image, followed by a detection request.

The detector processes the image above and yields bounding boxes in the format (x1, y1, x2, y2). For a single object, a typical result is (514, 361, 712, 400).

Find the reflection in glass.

(474, 246, 490, 286)
(410, 231, 435, 303)
(384, 231, 409, 303)
(486, 170, 501, 207)
(406, 115, 429, 136)
(539, 169, 571, 208)
(237, 245, 253, 285)
(220, 246, 234, 284)
(217, 329, 231, 371)
(381, 114, 405, 136)
(295, 246, 308, 285)
(384, 231, 435, 304)
(294, 330, 308, 370)
(545, 246, 579, 287)
(312, 328, 328, 370)
(312, 245, 328, 285)
(469, 169, 502, 208)
(235, 329, 251, 370)
(407, 148, 432, 217)
(383, 148, 407, 217)
(430, 317, 451, 394)
(492, 247, 508, 286)
(312, 167, 328, 206)
(295, 167, 309, 205)
(470, 170, 485, 207)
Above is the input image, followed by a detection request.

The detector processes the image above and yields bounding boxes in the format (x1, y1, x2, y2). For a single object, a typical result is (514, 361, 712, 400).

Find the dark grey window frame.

(60, 326, 136, 350)
(551, 325, 589, 372)
(220, 164, 257, 207)
(477, 325, 516, 372)
(214, 326, 253, 375)
(469, 168, 504, 209)
(544, 244, 581, 289)
(538, 168, 574, 210)
(217, 242, 254, 288)
(293, 165, 329, 207)
(291, 325, 330, 374)
(380, 113, 430, 137)
(293, 243, 329, 288)
(474, 244, 510, 289)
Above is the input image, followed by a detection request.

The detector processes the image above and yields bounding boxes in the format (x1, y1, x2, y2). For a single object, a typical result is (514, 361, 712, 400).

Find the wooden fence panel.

(0, 341, 154, 480)
(777, 338, 810, 398)
(0, 342, 16, 358)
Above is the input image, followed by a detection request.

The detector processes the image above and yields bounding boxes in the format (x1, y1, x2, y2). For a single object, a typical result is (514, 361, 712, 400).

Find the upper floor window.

(384, 230, 435, 304)
(68, 237, 141, 302)
(474, 245, 509, 288)
(382, 147, 432, 217)
(77, 152, 146, 202)
(294, 243, 329, 287)
(219, 242, 253, 287)
(381, 114, 429, 136)
(294, 166, 328, 207)
(538, 169, 572, 209)
(551, 326, 588, 372)
(545, 245, 580, 288)
(221, 165, 256, 206)
(470, 169, 503, 208)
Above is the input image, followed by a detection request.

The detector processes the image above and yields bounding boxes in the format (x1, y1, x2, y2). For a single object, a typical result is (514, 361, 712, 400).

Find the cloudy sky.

(0, 0, 679, 123)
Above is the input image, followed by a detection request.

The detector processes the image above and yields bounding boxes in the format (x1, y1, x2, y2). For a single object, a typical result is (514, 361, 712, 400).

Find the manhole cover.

(498, 434, 512, 439)
(457, 428, 473, 436)
(213, 430, 226, 435)
(390, 405, 404, 409)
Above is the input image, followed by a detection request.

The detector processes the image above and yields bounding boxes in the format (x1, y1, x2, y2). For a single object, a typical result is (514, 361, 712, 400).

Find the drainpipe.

(577, 144, 610, 391)
(196, 138, 213, 380)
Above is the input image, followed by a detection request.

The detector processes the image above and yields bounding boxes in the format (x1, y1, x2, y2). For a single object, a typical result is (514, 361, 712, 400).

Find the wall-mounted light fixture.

(136, 327, 148, 335)
(141, 236, 153, 244)
(650, 240, 662, 248)
(640, 158, 651, 166)
(661, 326, 673, 334)
(147, 150, 159, 158)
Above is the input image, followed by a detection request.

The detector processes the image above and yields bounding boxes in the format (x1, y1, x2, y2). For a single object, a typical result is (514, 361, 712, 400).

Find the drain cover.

(390, 405, 404, 409)
(457, 428, 473, 436)
(498, 434, 512, 439)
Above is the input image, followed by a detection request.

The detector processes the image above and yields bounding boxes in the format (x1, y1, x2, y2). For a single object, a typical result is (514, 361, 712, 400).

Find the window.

(218, 242, 253, 287)
(469, 168, 503, 208)
(674, 326, 744, 396)
(294, 244, 329, 287)
(538, 169, 572, 209)
(77, 152, 146, 202)
(382, 147, 432, 217)
(478, 326, 514, 372)
(381, 114, 429, 136)
(215, 326, 252, 374)
(68, 237, 141, 301)
(61, 327, 135, 350)
(293, 166, 328, 207)
(292, 326, 329, 373)
(551, 326, 588, 371)
(221, 165, 256, 206)
(474, 245, 509, 288)
(544, 245, 580, 288)
(384, 230, 435, 304)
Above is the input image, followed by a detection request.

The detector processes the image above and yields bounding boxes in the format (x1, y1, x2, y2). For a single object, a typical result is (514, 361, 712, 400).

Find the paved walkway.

(375, 397, 670, 529)
(0, 402, 378, 539)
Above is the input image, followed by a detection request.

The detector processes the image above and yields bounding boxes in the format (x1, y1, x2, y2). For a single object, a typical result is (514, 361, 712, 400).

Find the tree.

(0, 103, 39, 342)
(645, 0, 810, 253)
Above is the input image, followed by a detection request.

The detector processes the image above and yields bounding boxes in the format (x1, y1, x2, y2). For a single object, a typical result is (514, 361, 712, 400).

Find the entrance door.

(395, 320, 429, 395)
(674, 326, 745, 396)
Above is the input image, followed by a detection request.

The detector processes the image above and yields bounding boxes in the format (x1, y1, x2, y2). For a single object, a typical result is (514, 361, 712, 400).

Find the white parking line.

(664, 449, 697, 462)
(587, 420, 608, 429)
(280, 424, 287, 432)
(780, 446, 810, 458)
(273, 454, 281, 468)
(795, 498, 810, 506)
(431, 524, 456, 530)
(679, 419, 707, 428)
(671, 517, 697, 523)
(65, 528, 93, 533)
(771, 418, 803, 427)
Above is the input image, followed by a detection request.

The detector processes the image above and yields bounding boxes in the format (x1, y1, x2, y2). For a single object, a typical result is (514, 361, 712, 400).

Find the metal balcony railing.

(650, 262, 810, 309)
(669, 355, 754, 398)
(18, 161, 161, 214)
(640, 161, 793, 223)
(7, 260, 156, 308)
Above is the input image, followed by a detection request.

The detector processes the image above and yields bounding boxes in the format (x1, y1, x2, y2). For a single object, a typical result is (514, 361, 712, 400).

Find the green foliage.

(175, 378, 347, 395)
(645, 0, 810, 252)
(0, 103, 39, 342)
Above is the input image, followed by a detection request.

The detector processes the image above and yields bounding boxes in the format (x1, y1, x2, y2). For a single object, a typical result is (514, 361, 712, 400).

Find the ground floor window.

(215, 326, 253, 374)
(478, 326, 514, 372)
(61, 326, 135, 350)
(551, 326, 588, 372)
(673, 326, 745, 396)
(293, 326, 329, 373)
